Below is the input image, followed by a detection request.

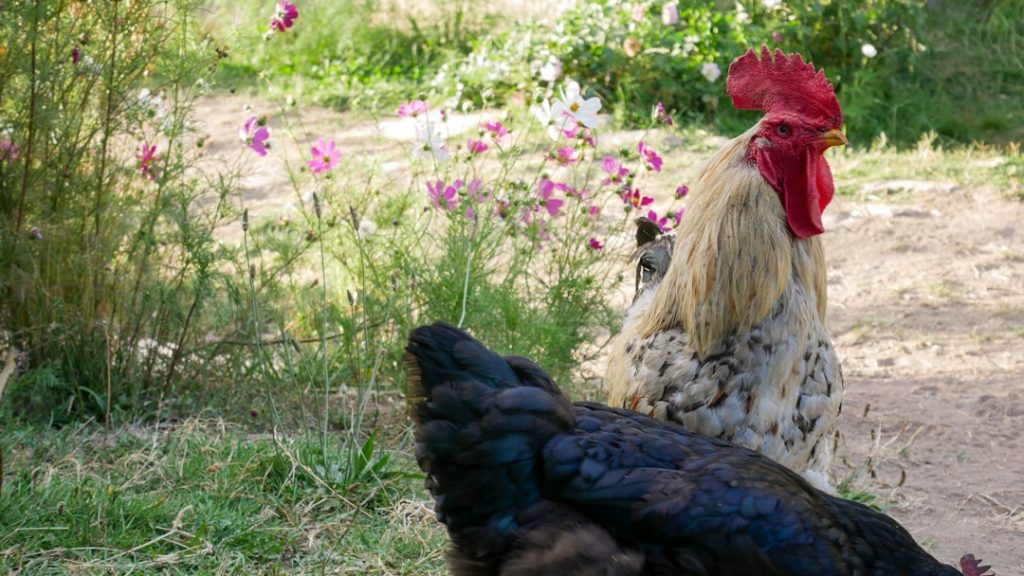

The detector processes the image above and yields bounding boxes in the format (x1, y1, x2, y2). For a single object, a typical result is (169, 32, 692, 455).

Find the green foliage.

(206, 0, 477, 109)
(0, 0, 236, 425)
(904, 0, 1024, 144)
(431, 0, 934, 139)
(0, 422, 436, 574)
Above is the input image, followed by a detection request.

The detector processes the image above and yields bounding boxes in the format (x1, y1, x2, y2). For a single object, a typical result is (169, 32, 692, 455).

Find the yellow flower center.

(570, 102, 580, 112)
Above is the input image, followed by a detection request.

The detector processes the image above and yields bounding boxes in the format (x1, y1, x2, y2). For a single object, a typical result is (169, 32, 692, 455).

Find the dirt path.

(824, 185, 1024, 571)
(193, 94, 1023, 573)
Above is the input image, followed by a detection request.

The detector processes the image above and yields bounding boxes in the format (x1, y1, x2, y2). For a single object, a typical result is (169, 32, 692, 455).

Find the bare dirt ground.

(193, 94, 1023, 573)
(824, 184, 1024, 571)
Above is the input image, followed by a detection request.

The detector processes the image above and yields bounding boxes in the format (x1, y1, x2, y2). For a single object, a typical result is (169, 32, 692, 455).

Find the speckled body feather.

(406, 323, 960, 576)
(606, 126, 842, 492)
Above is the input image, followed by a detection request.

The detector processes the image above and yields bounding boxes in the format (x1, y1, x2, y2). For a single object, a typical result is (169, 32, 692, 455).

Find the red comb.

(726, 46, 843, 128)
(960, 554, 993, 576)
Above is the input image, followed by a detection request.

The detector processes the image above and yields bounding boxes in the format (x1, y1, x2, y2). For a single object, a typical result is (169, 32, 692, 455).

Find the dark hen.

(406, 322, 973, 576)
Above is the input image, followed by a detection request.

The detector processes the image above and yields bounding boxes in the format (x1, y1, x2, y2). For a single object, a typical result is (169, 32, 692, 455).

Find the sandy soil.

(824, 185, 1024, 572)
(192, 95, 1023, 573)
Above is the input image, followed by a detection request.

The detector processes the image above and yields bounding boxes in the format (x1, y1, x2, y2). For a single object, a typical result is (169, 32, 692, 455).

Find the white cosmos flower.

(551, 80, 601, 129)
(357, 218, 378, 238)
(861, 43, 877, 58)
(735, 2, 751, 24)
(701, 62, 722, 83)
(413, 122, 450, 163)
(762, 0, 782, 9)
(539, 57, 562, 83)
(531, 99, 565, 141)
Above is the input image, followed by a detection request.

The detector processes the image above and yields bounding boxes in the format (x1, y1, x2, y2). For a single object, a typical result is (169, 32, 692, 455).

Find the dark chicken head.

(631, 217, 674, 304)
(727, 46, 847, 239)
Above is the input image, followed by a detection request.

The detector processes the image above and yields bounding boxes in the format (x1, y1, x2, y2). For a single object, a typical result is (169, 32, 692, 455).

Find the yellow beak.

(817, 128, 848, 148)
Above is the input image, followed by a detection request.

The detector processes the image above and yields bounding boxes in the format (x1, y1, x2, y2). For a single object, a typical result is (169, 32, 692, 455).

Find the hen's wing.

(544, 403, 959, 576)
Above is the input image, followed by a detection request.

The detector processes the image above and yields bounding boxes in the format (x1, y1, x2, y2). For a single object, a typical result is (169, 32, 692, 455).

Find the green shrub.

(427, 1, 936, 142)
(0, 0, 233, 424)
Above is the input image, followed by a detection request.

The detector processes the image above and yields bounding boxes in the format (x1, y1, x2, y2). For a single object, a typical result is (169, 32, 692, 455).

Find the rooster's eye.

(776, 124, 791, 136)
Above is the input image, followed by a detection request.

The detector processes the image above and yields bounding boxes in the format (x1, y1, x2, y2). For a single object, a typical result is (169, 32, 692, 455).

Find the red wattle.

(758, 149, 834, 239)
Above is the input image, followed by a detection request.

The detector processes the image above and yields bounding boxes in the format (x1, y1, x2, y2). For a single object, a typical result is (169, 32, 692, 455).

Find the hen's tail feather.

(407, 322, 601, 572)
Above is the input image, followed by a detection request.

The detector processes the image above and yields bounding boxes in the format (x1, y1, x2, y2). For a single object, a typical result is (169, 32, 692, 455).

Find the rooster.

(606, 47, 845, 491)
(406, 322, 987, 576)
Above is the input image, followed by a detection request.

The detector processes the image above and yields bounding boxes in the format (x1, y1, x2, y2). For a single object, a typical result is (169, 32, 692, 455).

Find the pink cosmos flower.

(661, 3, 679, 25)
(671, 208, 684, 226)
(637, 141, 663, 172)
(538, 179, 564, 217)
(239, 116, 270, 156)
(647, 209, 671, 232)
(307, 138, 340, 174)
(136, 142, 157, 180)
(587, 204, 601, 217)
(623, 187, 654, 210)
(555, 181, 585, 199)
(0, 140, 21, 163)
(601, 155, 630, 185)
(463, 178, 486, 220)
(427, 180, 460, 212)
(270, 1, 299, 33)
(675, 184, 689, 199)
(631, 3, 647, 21)
(481, 121, 508, 139)
(466, 139, 488, 155)
(466, 178, 487, 202)
(588, 237, 604, 250)
(520, 208, 551, 248)
(653, 102, 673, 126)
(772, 31, 783, 43)
(553, 146, 580, 166)
(397, 99, 428, 118)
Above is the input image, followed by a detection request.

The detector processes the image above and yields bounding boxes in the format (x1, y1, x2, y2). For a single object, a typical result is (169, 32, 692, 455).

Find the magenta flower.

(466, 178, 487, 202)
(72, 47, 81, 64)
(462, 179, 487, 220)
(466, 139, 488, 155)
(601, 155, 630, 185)
(653, 102, 674, 126)
(555, 181, 585, 199)
(538, 179, 564, 217)
(671, 208, 684, 226)
(239, 116, 270, 156)
(520, 208, 551, 248)
(481, 121, 508, 139)
(646, 210, 672, 232)
(135, 142, 157, 180)
(772, 31, 783, 43)
(270, 1, 299, 33)
(0, 140, 20, 163)
(397, 99, 429, 118)
(623, 187, 654, 210)
(553, 146, 580, 166)
(587, 204, 601, 217)
(675, 184, 689, 199)
(427, 179, 460, 212)
(588, 237, 604, 250)
(307, 138, 341, 174)
(638, 141, 663, 172)
(29, 226, 43, 241)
